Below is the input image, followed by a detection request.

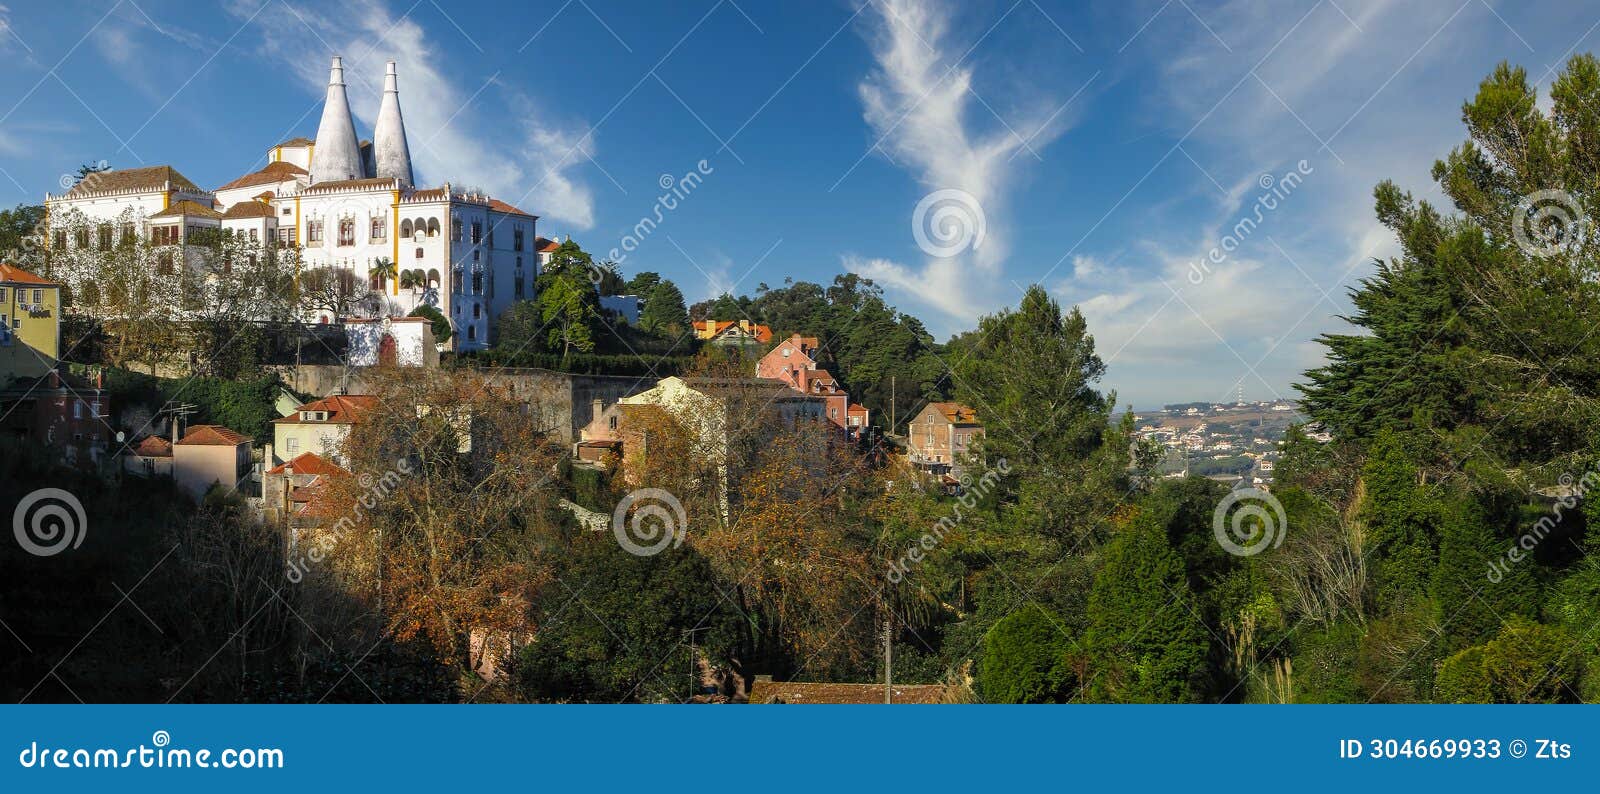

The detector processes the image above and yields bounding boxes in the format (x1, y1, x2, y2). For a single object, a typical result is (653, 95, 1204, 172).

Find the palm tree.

(370, 256, 397, 293)
(400, 268, 424, 295)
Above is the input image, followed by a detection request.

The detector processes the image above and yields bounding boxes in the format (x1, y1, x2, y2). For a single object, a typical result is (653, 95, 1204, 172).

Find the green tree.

(1300, 56, 1600, 462)
(1086, 512, 1209, 703)
(1434, 617, 1579, 703)
(536, 272, 599, 364)
(1431, 497, 1536, 650)
(952, 285, 1134, 545)
(1361, 431, 1439, 611)
(978, 605, 1079, 703)
(408, 304, 451, 344)
(638, 280, 689, 337)
(626, 270, 662, 296)
(516, 540, 742, 702)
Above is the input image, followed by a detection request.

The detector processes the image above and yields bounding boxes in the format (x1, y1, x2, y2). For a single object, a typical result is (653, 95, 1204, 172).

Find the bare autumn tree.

(620, 385, 883, 677)
(296, 265, 363, 322)
(318, 368, 569, 674)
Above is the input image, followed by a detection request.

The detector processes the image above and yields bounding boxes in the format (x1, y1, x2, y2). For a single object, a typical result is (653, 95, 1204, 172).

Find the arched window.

(338, 219, 355, 246)
(426, 218, 440, 237)
(413, 218, 429, 239)
(426, 268, 441, 287)
(400, 219, 413, 238)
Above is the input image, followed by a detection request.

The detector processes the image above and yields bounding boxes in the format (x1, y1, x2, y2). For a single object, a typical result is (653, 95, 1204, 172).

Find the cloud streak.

(844, 0, 1079, 326)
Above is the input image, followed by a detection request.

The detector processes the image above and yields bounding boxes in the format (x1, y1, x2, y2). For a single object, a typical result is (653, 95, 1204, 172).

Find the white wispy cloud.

(1055, 0, 1511, 406)
(233, 0, 596, 228)
(844, 0, 1081, 324)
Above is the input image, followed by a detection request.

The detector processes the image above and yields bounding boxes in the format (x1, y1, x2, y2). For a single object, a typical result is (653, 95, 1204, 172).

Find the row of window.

(0, 287, 46, 305)
(300, 217, 528, 251)
(53, 216, 530, 253)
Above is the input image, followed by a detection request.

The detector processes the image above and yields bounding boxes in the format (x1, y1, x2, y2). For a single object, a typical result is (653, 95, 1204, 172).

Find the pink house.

(172, 424, 253, 500)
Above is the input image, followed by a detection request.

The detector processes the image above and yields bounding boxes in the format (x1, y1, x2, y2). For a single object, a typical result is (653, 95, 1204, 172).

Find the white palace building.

(42, 57, 542, 351)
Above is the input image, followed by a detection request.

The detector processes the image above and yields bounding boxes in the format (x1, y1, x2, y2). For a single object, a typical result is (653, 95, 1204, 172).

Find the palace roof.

(63, 165, 203, 198)
(216, 160, 308, 191)
(221, 201, 277, 219)
(150, 200, 222, 220)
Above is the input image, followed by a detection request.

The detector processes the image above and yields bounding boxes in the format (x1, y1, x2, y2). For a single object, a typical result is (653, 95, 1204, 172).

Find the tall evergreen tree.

(1086, 512, 1209, 703)
(639, 280, 689, 337)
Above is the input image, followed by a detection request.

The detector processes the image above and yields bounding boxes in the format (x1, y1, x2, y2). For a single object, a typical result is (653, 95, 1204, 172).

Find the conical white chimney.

(374, 61, 415, 188)
(309, 56, 364, 183)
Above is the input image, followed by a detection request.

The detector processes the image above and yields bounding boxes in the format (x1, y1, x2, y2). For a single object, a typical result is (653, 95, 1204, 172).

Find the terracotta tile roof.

(216, 160, 307, 191)
(747, 680, 951, 704)
(221, 200, 277, 219)
(0, 264, 56, 285)
(267, 451, 349, 476)
(797, 368, 841, 393)
(847, 403, 869, 416)
(301, 177, 397, 193)
(696, 319, 773, 344)
(176, 424, 251, 446)
(150, 199, 221, 220)
(535, 236, 560, 253)
(132, 435, 173, 457)
(276, 137, 314, 148)
(488, 199, 534, 217)
(274, 394, 378, 425)
(63, 165, 203, 198)
(926, 402, 980, 425)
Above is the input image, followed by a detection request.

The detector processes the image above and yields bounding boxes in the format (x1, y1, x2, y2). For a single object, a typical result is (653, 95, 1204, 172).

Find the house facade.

(172, 424, 253, 499)
(0, 264, 60, 382)
(906, 402, 983, 475)
(269, 394, 377, 466)
(756, 333, 865, 435)
(345, 316, 437, 367)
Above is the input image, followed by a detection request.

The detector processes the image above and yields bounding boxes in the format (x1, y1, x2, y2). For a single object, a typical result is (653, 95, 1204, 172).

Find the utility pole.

(890, 375, 896, 434)
(882, 611, 893, 704)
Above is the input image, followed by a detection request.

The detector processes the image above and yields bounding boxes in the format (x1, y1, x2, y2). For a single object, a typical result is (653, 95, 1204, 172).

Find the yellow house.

(0, 264, 60, 384)
(270, 394, 377, 466)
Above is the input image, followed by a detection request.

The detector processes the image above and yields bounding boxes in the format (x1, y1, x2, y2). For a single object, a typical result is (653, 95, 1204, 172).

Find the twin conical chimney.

(309, 56, 364, 183)
(373, 61, 414, 188)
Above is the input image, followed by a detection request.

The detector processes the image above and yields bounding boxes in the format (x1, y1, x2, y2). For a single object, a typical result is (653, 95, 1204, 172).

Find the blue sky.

(0, 0, 1593, 408)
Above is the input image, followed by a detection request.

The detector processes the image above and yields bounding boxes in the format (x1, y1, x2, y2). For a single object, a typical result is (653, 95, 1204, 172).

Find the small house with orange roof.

(172, 424, 253, 499)
(124, 434, 174, 478)
(262, 451, 352, 528)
